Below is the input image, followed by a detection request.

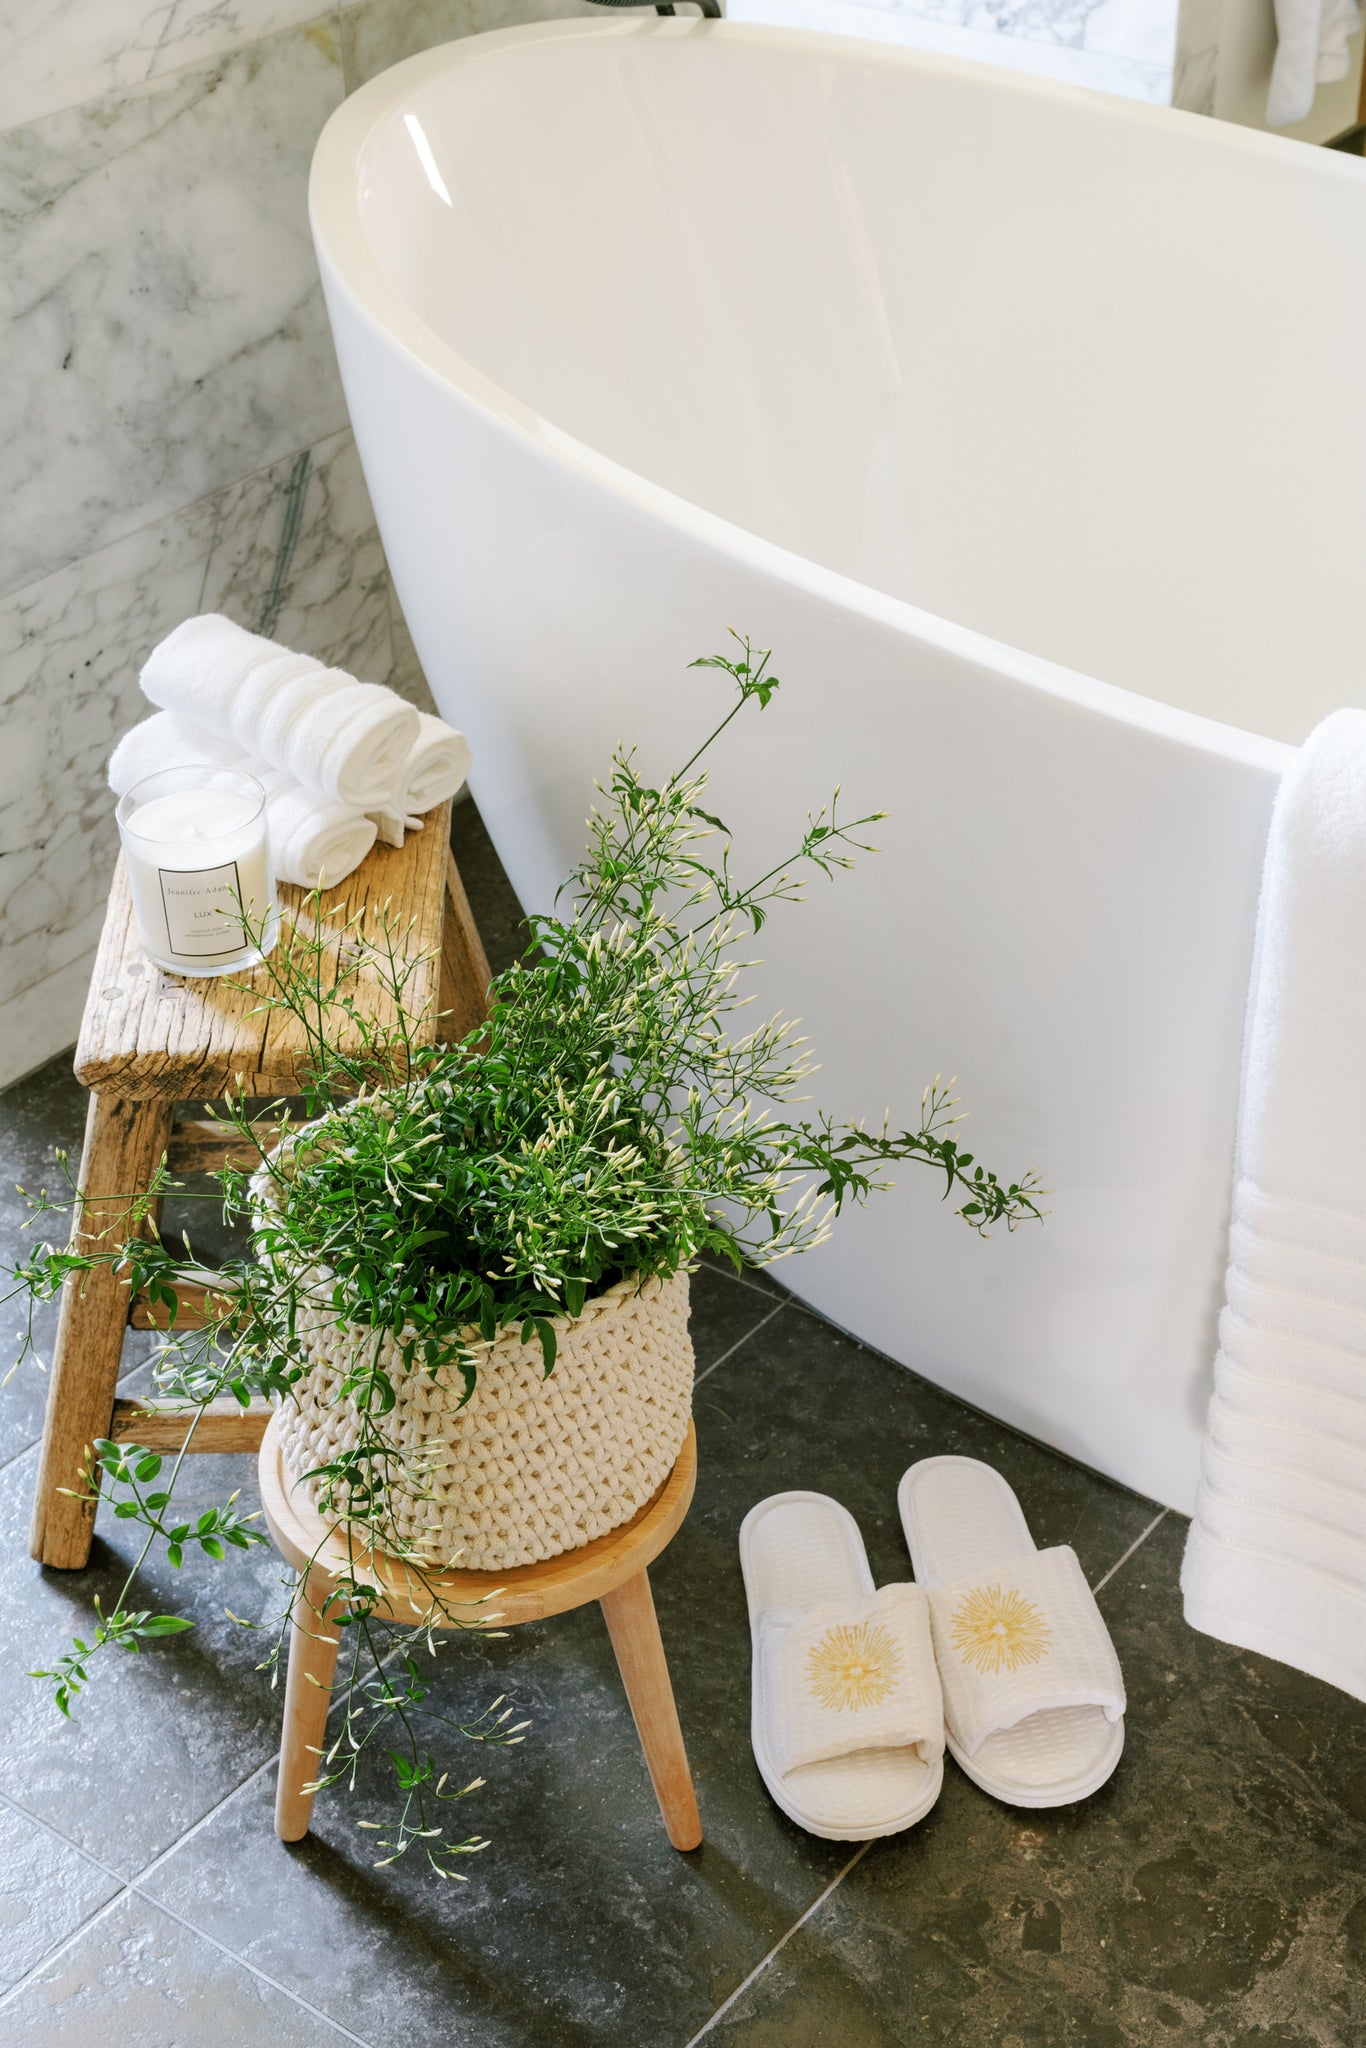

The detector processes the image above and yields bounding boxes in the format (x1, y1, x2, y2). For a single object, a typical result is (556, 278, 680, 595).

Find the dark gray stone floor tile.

(451, 796, 528, 980)
(0, 1444, 293, 1877)
(0, 1055, 89, 1467)
(0, 1053, 182, 1470)
(141, 1586, 849, 2048)
(694, 1302, 1160, 1594)
(0, 1795, 121, 1994)
(697, 1250, 789, 1303)
(0, 1890, 357, 2045)
(688, 1264, 783, 1378)
(707, 1516, 1366, 2047)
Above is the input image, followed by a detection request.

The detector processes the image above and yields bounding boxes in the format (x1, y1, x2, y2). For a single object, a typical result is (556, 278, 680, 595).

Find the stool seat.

(258, 1417, 698, 1624)
(258, 1415, 703, 1851)
(76, 804, 453, 1101)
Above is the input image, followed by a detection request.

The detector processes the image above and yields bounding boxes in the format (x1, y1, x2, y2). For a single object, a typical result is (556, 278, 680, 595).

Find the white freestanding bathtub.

(310, 19, 1366, 1512)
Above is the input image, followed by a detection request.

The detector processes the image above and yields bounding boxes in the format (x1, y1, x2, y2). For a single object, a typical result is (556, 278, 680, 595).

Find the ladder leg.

(29, 1093, 174, 1569)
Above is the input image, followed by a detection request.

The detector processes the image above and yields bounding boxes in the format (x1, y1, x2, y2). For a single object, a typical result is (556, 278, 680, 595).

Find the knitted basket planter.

(272, 1268, 694, 1571)
(253, 1127, 694, 1570)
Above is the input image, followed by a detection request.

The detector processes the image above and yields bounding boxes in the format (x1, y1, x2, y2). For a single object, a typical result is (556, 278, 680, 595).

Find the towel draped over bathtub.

(1182, 710, 1366, 1702)
(1268, 0, 1363, 128)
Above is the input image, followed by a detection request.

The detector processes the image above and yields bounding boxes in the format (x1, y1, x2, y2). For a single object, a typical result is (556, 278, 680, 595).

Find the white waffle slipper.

(898, 1456, 1125, 1809)
(740, 1491, 945, 1841)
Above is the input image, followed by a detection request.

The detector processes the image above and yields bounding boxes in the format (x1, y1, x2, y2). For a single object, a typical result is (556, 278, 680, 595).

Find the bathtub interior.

(354, 23, 1366, 748)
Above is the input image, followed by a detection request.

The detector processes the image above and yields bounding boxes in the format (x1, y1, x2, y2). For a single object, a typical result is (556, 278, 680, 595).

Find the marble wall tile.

(0, 0, 334, 134)
(735, 0, 1173, 98)
(0, 20, 348, 602)
(338, 0, 595, 94)
(0, 430, 390, 1088)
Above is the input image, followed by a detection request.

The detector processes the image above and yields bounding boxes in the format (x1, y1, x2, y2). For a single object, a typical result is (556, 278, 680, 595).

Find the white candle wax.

(117, 768, 279, 976)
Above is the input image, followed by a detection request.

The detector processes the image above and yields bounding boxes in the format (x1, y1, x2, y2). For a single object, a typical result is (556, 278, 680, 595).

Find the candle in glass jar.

(116, 766, 279, 976)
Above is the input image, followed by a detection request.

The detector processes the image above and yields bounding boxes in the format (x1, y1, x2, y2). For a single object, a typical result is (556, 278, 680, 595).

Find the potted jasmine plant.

(7, 638, 1042, 1875)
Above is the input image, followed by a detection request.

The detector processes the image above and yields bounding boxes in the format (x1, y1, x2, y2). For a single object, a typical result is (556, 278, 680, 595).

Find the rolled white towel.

(368, 712, 471, 847)
(140, 615, 280, 726)
(365, 715, 469, 844)
(108, 710, 241, 791)
(253, 767, 378, 890)
(140, 615, 421, 813)
(109, 713, 377, 890)
(403, 713, 472, 812)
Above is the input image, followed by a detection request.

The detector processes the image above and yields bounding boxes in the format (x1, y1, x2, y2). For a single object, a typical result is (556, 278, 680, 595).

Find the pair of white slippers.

(740, 1455, 1127, 1841)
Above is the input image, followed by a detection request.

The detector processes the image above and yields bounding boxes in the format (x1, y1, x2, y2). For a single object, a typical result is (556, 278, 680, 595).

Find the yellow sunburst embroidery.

(804, 1620, 901, 1712)
(950, 1585, 1051, 1675)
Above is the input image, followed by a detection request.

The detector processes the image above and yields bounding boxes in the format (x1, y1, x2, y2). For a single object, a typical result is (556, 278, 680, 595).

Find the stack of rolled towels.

(108, 615, 471, 888)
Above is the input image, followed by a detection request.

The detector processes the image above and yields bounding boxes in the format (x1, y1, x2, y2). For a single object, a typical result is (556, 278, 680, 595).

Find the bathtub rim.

(310, 14, 1302, 779)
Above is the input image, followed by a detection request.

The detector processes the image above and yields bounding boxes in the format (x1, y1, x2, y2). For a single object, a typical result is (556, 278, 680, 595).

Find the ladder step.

(166, 1117, 278, 1175)
(109, 1397, 273, 1452)
(128, 1281, 215, 1331)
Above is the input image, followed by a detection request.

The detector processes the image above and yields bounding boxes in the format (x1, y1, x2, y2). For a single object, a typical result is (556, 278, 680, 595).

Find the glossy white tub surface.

(311, 19, 1366, 1510)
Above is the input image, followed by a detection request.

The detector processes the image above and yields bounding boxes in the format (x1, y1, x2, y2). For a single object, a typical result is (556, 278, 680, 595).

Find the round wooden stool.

(257, 1417, 702, 1852)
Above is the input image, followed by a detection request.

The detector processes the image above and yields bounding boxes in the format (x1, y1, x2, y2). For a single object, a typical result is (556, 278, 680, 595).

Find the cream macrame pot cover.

(271, 1267, 695, 1572)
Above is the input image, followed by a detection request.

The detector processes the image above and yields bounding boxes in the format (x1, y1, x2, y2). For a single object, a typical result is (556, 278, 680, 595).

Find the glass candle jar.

(116, 765, 280, 976)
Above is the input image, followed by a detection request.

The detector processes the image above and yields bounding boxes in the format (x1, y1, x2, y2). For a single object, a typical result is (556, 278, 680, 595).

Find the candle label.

(158, 861, 247, 958)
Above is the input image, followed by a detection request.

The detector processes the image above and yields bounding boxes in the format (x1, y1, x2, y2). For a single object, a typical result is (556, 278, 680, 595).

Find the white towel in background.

(369, 713, 473, 847)
(141, 615, 420, 813)
(1268, 0, 1363, 128)
(1182, 710, 1366, 1702)
(109, 711, 377, 889)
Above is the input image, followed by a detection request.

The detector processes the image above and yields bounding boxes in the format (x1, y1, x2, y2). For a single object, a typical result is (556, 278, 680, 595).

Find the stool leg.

(29, 1092, 174, 1569)
(437, 849, 492, 1044)
(599, 1567, 702, 1852)
(275, 1566, 344, 1843)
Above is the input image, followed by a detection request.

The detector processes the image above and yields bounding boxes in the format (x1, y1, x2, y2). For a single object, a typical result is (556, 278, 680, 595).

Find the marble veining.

(732, 0, 1175, 100)
(0, 430, 390, 1086)
(0, 0, 330, 134)
(0, 21, 347, 600)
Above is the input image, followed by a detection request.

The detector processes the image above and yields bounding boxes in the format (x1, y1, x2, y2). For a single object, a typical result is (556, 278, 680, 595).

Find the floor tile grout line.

(693, 1302, 786, 1392)
(0, 1785, 127, 1887)
(0, 1883, 134, 2014)
(133, 1748, 283, 1892)
(0, 1435, 38, 1477)
(130, 1888, 378, 2048)
(0, 1639, 407, 2020)
(681, 1840, 873, 2047)
(701, 1259, 787, 1305)
(1091, 1508, 1167, 1596)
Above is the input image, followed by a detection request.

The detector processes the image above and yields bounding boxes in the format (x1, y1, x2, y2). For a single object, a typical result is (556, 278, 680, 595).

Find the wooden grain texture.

(275, 1564, 343, 1842)
(29, 1093, 175, 1567)
(166, 1116, 278, 1174)
(109, 1396, 272, 1451)
(75, 799, 453, 1101)
(599, 1568, 703, 1851)
(258, 1420, 697, 1626)
(438, 846, 493, 1043)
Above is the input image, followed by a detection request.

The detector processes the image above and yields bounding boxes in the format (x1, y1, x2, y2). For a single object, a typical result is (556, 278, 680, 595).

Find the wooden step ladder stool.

(29, 800, 491, 1571)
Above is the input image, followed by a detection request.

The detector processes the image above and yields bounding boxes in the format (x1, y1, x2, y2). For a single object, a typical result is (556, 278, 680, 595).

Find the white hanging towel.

(1267, 0, 1362, 128)
(1182, 710, 1366, 1701)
